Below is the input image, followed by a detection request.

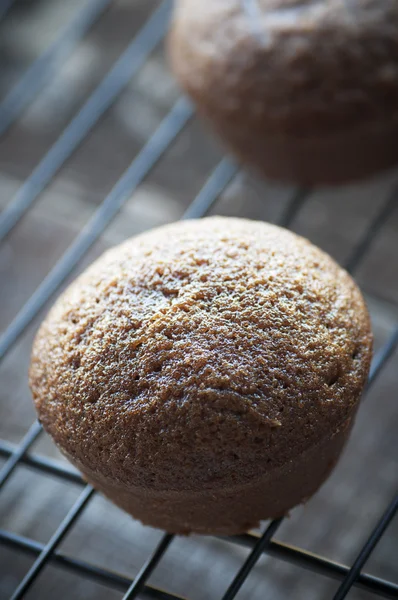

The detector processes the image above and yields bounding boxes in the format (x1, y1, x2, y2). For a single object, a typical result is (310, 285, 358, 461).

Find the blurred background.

(0, 0, 397, 598)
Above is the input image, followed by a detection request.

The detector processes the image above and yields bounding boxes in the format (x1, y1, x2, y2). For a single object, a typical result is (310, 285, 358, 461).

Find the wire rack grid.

(0, 1, 397, 599)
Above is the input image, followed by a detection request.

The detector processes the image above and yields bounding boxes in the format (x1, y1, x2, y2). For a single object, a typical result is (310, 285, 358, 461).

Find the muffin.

(30, 217, 372, 534)
(169, 0, 398, 185)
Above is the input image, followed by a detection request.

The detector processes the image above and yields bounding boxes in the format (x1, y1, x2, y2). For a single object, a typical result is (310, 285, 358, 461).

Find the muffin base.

(70, 417, 354, 535)
(208, 116, 398, 186)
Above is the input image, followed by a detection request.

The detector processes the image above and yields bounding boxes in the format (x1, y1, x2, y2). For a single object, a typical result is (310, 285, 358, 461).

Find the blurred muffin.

(30, 217, 372, 534)
(169, 0, 398, 184)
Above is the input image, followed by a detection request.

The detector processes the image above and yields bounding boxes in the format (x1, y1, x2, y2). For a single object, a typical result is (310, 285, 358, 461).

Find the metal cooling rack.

(0, 1, 397, 599)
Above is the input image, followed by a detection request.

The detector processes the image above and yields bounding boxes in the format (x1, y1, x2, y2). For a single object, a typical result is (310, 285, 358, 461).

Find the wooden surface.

(0, 1, 397, 599)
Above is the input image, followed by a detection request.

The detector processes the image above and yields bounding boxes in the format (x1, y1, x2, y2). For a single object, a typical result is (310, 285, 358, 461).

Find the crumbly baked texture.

(30, 217, 372, 533)
(169, 0, 398, 184)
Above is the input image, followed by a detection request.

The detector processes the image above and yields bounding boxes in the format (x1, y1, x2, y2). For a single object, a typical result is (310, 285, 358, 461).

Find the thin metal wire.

(278, 187, 310, 229)
(0, 530, 186, 600)
(10, 485, 95, 600)
(0, 0, 172, 242)
(0, 421, 42, 489)
(222, 519, 283, 600)
(0, 96, 193, 361)
(1, 529, 396, 599)
(367, 326, 398, 387)
(345, 186, 398, 275)
(0, 440, 84, 484)
(122, 534, 174, 600)
(182, 158, 239, 219)
(0, 0, 114, 135)
(182, 164, 310, 226)
(333, 494, 398, 600)
(230, 534, 398, 599)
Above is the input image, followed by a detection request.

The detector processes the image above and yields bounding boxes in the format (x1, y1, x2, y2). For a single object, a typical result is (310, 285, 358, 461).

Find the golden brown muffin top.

(30, 217, 372, 492)
(170, 0, 398, 135)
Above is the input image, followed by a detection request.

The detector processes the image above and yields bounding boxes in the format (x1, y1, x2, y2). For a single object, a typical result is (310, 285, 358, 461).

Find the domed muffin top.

(30, 217, 372, 492)
(170, 0, 398, 136)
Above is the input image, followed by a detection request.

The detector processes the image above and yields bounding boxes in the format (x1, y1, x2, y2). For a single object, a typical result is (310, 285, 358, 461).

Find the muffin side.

(67, 417, 354, 534)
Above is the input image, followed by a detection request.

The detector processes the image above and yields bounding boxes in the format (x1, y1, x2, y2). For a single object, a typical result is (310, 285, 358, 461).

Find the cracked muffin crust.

(169, 0, 398, 184)
(30, 217, 372, 534)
